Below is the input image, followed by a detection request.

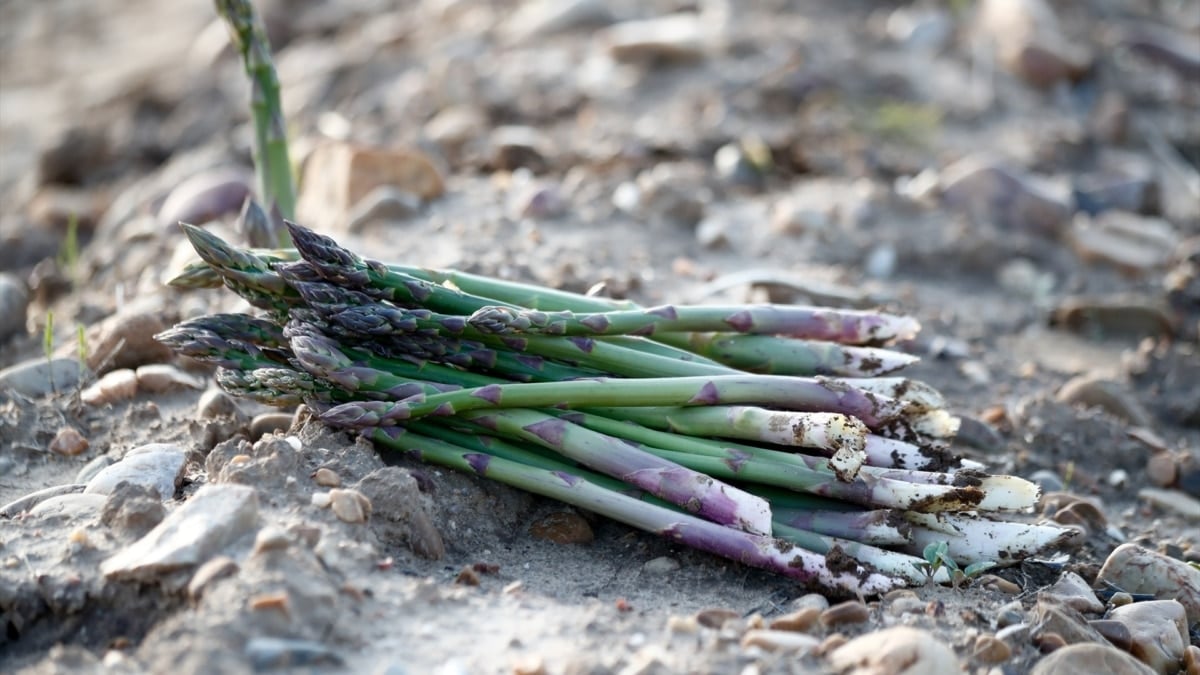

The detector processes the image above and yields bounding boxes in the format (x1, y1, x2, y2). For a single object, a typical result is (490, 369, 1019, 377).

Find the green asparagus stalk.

(317, 374, 908, 429)
(467, 304, 920, 345)
(214, 0, 295, 246)
(371, 425, 904, 594)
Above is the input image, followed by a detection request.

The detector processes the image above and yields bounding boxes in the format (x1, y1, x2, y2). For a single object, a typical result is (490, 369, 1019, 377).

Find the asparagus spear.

(371, 425, 903, 595)
(668, 332, 919, 376)
(467, 304, 920, 345)
(214, 0, 295, 245)
(318, 374, 908, 429)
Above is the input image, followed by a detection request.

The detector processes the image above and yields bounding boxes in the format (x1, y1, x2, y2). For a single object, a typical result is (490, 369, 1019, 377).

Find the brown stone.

(528, 511, 593, 544)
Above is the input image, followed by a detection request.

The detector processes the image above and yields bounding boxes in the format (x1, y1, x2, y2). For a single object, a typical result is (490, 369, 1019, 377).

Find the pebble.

(713, 143, 763, 190)
(886, 7, 953, 52)
(1138, 487, 1200, 521)
(156, 168, 252, 230)
(828, 627, 959, 675)
(83, 309, 175, 374)
(996, 622, 1031, 645)
(598, 14, 710, 65)
(975, 0, 1092, 88)
(1044, 571, 1105, 613)
(695, 608, 739, 628)
(769, 606, 821, 633)
(508, 181, 567, 220)
(1031, 643, 1157, 675)
(313, 468, 341, 488)
(0, 483, 86, 517)
(0, 357, 89, 398)
(197, 389, 243, 420)
(423, 105, 487, 152)
(252, 526, 291, 555)
(642, 556, 680, 575)
(973, 635, 1012, 664)
(134, 364, 205, 393)
(1055, 375, 1152, 427)
(632, 162, 710, 227)
(99, 482, 167, 537)
(186, 555, 238, 601)
(329, 488, 372, 524)
(1050, 294, 1176, 339)
(244, 637, 343, 669)
(1096, 544, 1200, 623)
(790, 593, 830, 613)
(100, 483, 259, 580)
(529, 511, 593, 544)
(740, 629, 820, 654)
(80, 368, 138, 406)
(27, 493, 108, 520)
(1072, 171, 1157, 216)
(502, 0, 612, 42)
(74, 455, 114, 483)
(1186, 646, 1200, 675)
(249, 412, 294, 440)
(939, 155, 1071, 236)
(0, 273, 28, 343)
(489, 126, 550, 173)
(83, 443, 187, 501)
(1033, 600, 1105, 645)
(1117, 24, 1200, 81)
(1030, 470, 1065, 493)
(344, 185, 422, 232)
(48, 427, 89, 457)
(1069, 212, 1178, 275)
(296, 142, 444, 233)
(1147, 453, 1179, 487)
(1088, 619, 1133, 653)
(979, 574, 1022, 595)
(819, 600, 871, 627)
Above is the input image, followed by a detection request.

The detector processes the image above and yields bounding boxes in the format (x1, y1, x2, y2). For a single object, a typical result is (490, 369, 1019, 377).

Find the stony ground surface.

(1, 0, 1199, 673)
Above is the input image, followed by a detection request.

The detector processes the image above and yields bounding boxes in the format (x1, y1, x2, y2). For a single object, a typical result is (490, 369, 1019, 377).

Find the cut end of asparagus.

(904, 512, 1080, 566)
(974, 475, 1042, 512)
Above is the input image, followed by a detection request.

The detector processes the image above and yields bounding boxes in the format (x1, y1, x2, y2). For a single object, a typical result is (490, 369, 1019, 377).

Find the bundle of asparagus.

(160, 221, 1074, 595)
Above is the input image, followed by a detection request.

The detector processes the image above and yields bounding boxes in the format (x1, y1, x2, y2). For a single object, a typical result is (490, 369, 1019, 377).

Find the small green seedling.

(43, 312, 55, 391)
(58, 212, 80, 286)
(912, 541, 997, 588)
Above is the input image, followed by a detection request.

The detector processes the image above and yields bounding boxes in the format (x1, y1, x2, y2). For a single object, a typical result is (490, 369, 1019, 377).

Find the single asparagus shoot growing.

(214, 0, 295, 246)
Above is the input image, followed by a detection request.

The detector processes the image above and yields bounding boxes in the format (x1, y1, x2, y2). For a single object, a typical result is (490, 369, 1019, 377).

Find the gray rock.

(1108, 601, 1190, 674)
(249, 412, 294, 440)
(502, 0, 613, 42)
(0, 273, 29, 343)
(355, 467, 444, 559)
(344, 185, 422, 232)
(599, 14, 711, 65)
(75, 455, 115, 484)
(642, 556, 681, 575)
(28, 493, 108, 520)
(1043, 571, 1104, 613)
(100, 483, 259, 579)
(939, 156, 1071, 237)
(83, 443, 187, 501)
(82, 308, 175, 374)
(0, 357, 90, 398)
(100, 482, 168, 538)
(1030, 643, 1156, 675)
(1137, 487, 1200, 521)
(197, 388, 244, 420)
(156, 168, 252, 230)
(245, 637, 343, 669)
(1096, 543, 1200, 624)
(1032, 599, 1105, 645)
(0, 483, 87, 518)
